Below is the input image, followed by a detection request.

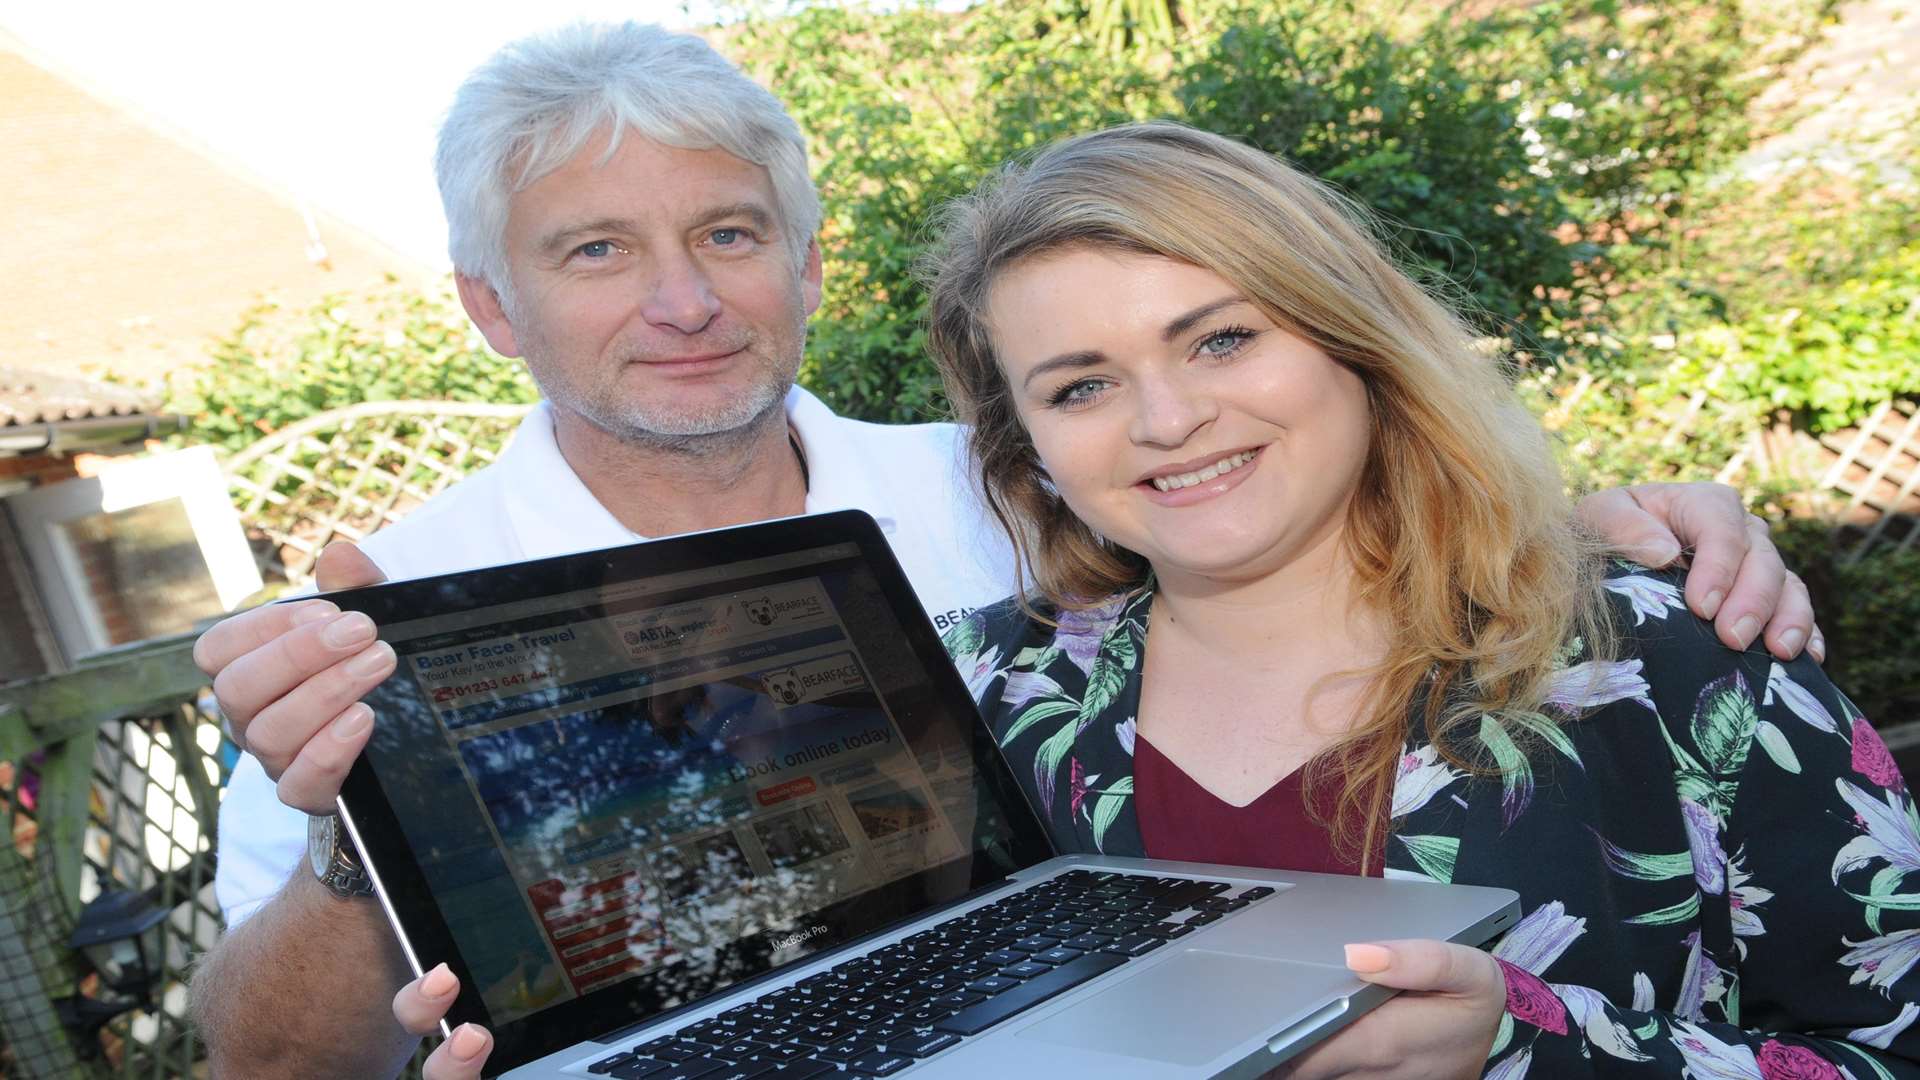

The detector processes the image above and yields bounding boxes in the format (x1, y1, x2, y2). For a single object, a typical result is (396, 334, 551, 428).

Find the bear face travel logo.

(757, 653, 869, 711)
(762, 667, 803, 706)
(740, 590, 827, 628)
(744, 596, 776, 626)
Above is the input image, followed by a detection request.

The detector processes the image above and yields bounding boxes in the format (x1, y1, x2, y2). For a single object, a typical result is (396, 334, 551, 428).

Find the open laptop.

(326, 509, 1519, 1079)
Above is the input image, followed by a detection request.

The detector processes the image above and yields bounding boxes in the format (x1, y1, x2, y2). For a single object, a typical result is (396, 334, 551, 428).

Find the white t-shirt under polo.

(213, 387, 1015, 927)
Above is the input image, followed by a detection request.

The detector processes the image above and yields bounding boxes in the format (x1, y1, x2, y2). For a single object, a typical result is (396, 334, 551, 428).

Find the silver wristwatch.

(307, 813, 374, 899)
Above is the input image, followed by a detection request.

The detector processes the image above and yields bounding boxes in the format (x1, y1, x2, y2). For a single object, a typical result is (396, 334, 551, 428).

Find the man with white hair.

(186, 21, 1818, 1079)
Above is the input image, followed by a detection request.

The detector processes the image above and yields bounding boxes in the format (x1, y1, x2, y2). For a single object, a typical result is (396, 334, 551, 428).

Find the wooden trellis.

(1537, 363, 1919, 562)
(222, 400, 533, 586)
(1818, 398, 1920, 560)
(1705, 397, 1920, 562)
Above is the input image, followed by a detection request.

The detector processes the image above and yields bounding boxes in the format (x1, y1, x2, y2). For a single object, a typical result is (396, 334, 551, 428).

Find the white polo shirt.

(213, 387, 1016, 927)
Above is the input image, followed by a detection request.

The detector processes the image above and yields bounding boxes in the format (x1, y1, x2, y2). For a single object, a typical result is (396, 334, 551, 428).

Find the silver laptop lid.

(327, 511, 1055, 1076)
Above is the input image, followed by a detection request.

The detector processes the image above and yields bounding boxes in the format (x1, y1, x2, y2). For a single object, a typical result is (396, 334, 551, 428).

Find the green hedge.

(733, 0, 1842, 422)
(1775, 520, 1920, 723)
(169, 277, 538, 456)
(1716, 242, 1920, 433)
(1576, 151, 1920, 436)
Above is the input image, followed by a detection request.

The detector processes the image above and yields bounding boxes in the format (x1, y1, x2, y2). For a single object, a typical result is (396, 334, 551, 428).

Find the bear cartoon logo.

(762, 667, 803, 706)
(744, 597, 777, 626)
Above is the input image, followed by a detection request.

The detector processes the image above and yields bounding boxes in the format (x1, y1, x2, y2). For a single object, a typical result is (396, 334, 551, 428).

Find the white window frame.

(8, 446, 262, 663)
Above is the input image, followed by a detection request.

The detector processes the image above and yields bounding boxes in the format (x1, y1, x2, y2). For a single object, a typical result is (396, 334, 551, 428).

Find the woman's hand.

(394, 963, 495, 1079)
(1279, 939, 1508, 1079)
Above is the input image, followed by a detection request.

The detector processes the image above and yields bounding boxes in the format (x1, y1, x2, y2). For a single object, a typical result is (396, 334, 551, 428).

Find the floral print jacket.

(943, 564, 1920, 1078)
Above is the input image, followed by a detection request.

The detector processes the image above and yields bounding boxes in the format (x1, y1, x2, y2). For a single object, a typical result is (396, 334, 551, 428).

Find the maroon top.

(1134, 734, 1379, 877)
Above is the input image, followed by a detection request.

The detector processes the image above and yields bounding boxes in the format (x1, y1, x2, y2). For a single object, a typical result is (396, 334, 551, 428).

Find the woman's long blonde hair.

(922, 121, 1611, 865)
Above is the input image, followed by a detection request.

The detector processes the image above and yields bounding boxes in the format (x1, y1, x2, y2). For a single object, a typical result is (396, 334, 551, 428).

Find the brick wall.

(0, 452, 79, 488)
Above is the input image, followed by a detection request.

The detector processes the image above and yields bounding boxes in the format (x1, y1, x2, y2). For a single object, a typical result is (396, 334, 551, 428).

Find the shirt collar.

(789, 386, 900, 536)
(495, 401, 643, 559)
(496, 387, 890, 558)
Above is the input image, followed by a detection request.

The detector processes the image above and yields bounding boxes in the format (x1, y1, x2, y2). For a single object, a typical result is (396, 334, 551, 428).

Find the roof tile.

(0, 366, 159, 427)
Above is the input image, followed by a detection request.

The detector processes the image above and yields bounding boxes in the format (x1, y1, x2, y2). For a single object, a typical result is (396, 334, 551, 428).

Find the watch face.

(308, 814, 335, 879)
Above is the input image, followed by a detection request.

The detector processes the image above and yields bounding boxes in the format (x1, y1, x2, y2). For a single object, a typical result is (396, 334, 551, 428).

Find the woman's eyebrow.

(1018, 295, 1251, 392)
(1020, 350, 1105, 392)
(1161, 295, 1248, 342)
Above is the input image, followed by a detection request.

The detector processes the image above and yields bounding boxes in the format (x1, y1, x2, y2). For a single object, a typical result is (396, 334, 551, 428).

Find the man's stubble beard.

(572, 364, 789, 455)
(527, 328, 807, 457)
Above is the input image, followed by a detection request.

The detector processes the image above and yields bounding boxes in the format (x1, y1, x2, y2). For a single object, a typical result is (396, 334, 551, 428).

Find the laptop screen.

(331, 512, 1054, 1074)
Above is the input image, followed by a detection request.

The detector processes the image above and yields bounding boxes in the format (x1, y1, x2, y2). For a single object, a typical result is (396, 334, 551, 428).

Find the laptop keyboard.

(584, 870, 1277, 1078)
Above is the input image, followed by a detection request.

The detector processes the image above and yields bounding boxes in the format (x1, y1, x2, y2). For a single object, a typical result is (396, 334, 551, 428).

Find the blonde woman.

(927, 121, 1918, 1078)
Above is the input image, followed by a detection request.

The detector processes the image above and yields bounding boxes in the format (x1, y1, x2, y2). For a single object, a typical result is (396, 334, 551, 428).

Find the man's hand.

(191, 542, 394, 813)
(1576, 482, 1821, 662)
(395, 965, 494, 1079)
(1279, 939, 1507, 1079)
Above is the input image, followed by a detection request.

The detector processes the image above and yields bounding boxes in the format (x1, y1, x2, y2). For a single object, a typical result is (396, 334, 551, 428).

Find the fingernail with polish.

(322, 611, 376, 649)
(1344, 943, 1393, 973)
(345, 641, 395, 678)
(423, 963, 455, 998)
(1732, 614, 1761, 650)
(450, 1024, 487, 1061)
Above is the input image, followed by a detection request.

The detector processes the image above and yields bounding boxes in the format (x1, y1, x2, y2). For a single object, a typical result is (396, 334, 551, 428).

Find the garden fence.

(223, 400, 532, 585)
(0, 634, 225, 1079)
(1539, 364, 1920, 561)
(1816, 398, 1920, 559)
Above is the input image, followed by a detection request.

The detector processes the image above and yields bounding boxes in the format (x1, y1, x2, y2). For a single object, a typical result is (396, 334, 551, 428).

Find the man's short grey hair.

(436, 22, 820, 301)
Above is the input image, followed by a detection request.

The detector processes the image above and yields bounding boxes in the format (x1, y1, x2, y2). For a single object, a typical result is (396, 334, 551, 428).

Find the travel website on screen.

(384, 570, 964, 1022)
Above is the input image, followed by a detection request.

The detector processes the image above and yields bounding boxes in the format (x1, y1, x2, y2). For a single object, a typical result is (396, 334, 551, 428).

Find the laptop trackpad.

(1016, 949, 1356, 1066)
